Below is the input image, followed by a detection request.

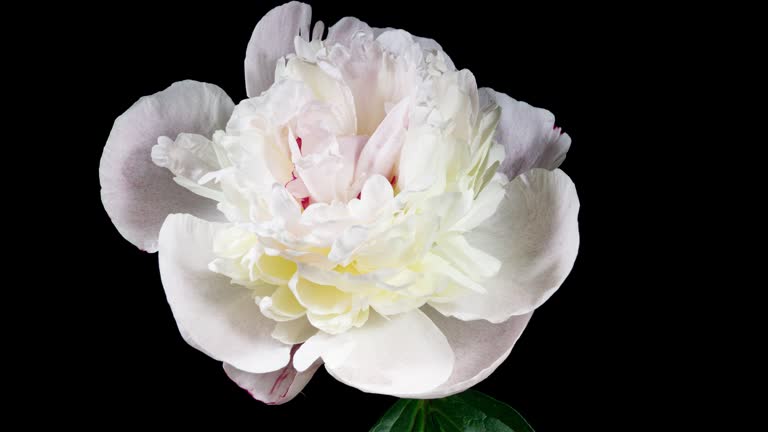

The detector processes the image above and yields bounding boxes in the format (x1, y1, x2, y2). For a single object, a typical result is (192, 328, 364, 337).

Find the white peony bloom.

(100, 2, 579, 404)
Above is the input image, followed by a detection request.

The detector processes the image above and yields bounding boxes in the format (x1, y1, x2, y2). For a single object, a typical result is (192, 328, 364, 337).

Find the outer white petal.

(407, 308, 532, 399)
(223, 346, 322, 405)
(245, 1, 312, 97)
(431, 169, 579, 322)
(481, 87, 572, 180)
(294, 310, 454, 396)
(158, 213, 291, 373)
(100, 80, 233, 252)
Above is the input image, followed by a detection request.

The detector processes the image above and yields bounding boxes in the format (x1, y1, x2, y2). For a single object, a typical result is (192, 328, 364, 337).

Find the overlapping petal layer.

(99, 1, 579, 401)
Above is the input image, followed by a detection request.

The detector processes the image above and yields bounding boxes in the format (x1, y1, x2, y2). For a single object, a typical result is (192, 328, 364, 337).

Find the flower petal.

(100, 80, 233, 252)
(352, 97, 410, 194)
(430, 168, 579, 322)
(372, 27, 456, 70)
(158, 213, 291, 373)
(245, 1, 312, 97)
(326, 16, 374, 47)
(409, 307, 532, 398)
(259, 285, 305, 322)
(289, 276, 355, 315)
(223, 345, 322, 405)
(480, 88, 572, 180)
(272, 316, 317, 344)
(283, 59, 357, 135)
(294, 310, 454, 396)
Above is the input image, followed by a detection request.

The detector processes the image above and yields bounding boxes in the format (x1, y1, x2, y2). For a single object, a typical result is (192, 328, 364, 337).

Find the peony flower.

(99, 2, 579, 404)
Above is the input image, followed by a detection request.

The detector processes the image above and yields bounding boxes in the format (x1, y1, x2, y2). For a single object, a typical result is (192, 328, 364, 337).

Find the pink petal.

(245, 2, 312, 97)
(352, 98, 410, 197)
(480, 87, 572, 180)
(223, 344, 323, 405)
(100, 80, 232, 252)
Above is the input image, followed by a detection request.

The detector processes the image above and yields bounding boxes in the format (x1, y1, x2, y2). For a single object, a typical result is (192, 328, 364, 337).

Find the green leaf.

(370, 390, 534, 432)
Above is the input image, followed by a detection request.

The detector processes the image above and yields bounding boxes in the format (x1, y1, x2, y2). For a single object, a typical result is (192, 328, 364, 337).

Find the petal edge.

(100, 80, 232, 252)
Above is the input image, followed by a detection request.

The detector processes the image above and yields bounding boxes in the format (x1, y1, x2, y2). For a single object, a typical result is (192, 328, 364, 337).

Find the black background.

(50, 0, 668, 429)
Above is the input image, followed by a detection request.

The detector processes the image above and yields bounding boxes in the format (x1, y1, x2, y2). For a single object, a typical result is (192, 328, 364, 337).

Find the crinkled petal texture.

(429, 169, 580, 323)
(103, 1, 580, 401)
(100, 80, 233, 252)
